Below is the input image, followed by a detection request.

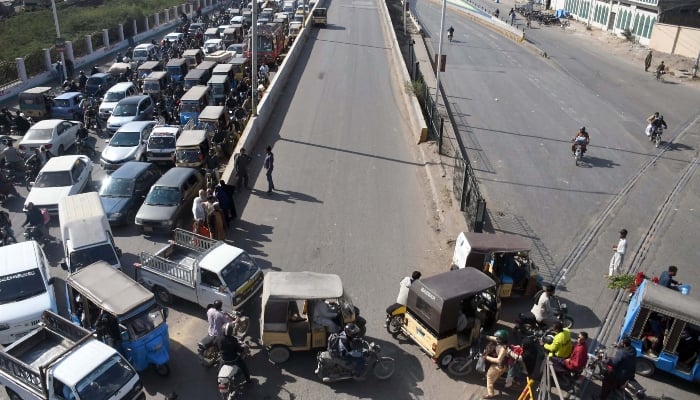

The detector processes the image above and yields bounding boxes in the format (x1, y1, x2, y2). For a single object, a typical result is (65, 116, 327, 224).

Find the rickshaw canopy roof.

(208, 75, 229, 85)
(146, 71, 169, 80)
(196, 61, 217, 71)
(138, 61, 162, 72)
(185, 69, 209, 80)
(167, 58, 187, 67)
(262, 271, 343, 302)
(176, 129, 208, 147)
(22, 86, 53, 94)
(228, 57, 249, 67)
(462, 232, 531, 254)
(637, 280, 700, 326)
(66, 261, 154, 316)
(199, 106, 226, 121)
(407, 268, 496, 335)
(183, 49, 203, 56)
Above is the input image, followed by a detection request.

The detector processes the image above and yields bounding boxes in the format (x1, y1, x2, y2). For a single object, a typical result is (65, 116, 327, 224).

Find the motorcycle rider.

(78, 71, 88, 91)
(216, 322, 253, 384)
(483, 329, 509, 399)
(655, 61, 665, 79)
(13, 111, 31, 135)
(337, 323, 365, 377)
(0, 140, 24, 171)
(649, 114, 667, 141)
(553, 331, 588, 373)
(542, 321, 573, 358)
(599, 337, 636, 400)
(207, 300, 230, 337)
(447, 26, 455, 40)
(396, 270, 421, 305)
(529, 284, 556, 326)
(21, 202, 51, 241)
(0, 210, 16, 243)
(571, 126, 590, 155)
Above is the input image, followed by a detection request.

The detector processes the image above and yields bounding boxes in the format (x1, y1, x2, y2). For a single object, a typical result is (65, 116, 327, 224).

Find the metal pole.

(433, 0, 446, 109)
(586, 0, 593, 27)
(693, 49, 699, 79)
(251, 0, 257, 116)
(51, 0, 67, 81)
(403, 0, 407, 35)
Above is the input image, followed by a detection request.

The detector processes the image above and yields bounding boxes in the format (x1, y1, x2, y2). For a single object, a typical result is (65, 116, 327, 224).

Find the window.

(53, 377, 76, 400)
(201, 269, 222, 287)
(71, 160, 85, 181)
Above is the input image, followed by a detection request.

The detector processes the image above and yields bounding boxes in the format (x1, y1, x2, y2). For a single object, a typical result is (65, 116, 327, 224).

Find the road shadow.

(664, 141, 694, 152)
(230, 219, 273, 260)
(253, 188, 323, 204)
(584, 155, 620, 169)
(322, 24, 346, 30)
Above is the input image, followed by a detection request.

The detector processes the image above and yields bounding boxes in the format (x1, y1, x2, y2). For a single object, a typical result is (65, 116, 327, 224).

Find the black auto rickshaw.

(390, 268, 500, 375)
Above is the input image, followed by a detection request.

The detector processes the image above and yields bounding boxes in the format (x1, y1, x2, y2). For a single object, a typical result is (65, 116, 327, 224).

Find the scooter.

(197, 312, 250, 367)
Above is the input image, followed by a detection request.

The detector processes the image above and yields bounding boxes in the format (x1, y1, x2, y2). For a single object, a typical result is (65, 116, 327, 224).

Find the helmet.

(213, 300, 223, 310)
(580, 126, 586, 132)
(493, 329, 509, 344)
(344, 323, 361, 338)
(223, 321, 238, 337)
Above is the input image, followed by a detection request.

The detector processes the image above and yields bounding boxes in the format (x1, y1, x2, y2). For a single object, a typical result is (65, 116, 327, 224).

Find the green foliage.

(606, 274, 636, 290)
(0, 0, 184, 62)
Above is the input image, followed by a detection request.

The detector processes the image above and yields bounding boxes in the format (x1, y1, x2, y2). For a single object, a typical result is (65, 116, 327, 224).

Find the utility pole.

(433, 0, 447, 109)
(251, 0, 258, 116)
(51, 0, 67, 82)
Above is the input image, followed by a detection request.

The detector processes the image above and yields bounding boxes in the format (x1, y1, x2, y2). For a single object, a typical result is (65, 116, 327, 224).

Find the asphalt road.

(413, 0, 700, 397)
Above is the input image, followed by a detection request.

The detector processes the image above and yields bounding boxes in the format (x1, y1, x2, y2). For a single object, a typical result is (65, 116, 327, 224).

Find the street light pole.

(50, 0, 67, 81)
(251, 0, 258, 116)
(433, 0, 447, 110)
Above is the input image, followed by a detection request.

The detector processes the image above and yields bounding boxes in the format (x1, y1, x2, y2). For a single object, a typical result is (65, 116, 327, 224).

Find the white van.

(99, 82, 138, 120)
(132, 43, 158, 63)
(59, 192, 122, 273)
(0, 241, 57, 345)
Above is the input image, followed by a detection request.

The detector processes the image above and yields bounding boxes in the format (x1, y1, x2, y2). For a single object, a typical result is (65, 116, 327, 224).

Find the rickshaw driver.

(312, 299, 341, 332)
(457, 296, 484, 347)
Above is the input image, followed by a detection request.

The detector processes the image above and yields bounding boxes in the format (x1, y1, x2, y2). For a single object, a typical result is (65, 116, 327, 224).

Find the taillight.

(18, 145, 25, 150)
(217, 384, 227, 393)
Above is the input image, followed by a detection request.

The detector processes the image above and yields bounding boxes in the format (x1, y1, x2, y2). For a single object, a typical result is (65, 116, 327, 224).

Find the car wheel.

(154, 286, 173, 304)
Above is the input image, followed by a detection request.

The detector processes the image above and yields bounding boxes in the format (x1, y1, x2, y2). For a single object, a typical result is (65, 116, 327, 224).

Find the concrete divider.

(456, 6, 525, 43)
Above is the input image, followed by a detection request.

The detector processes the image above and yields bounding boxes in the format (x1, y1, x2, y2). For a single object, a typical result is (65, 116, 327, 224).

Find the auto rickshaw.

(393, 268, 500, 373)
(175, 129, 210, 168)
(198, 105, 235, 157)
(166, 58, 189, 83)
(451, 232, 542, 298)
(182, 48, 204, 68)
(136, 60, 164, 80)
(18, 86, 54, 120)
(207, 74, 231, 105)
(65, 261, 171, 376)
(228, 57, 249, 83)
(618, 279, 700, 382)
(143, 71, 172, 98)
(260, 271, 367, 364)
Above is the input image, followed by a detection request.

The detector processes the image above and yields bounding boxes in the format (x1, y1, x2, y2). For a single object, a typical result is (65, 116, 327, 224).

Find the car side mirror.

(48, 277, 56, 285)
(105, 139, 110, 143)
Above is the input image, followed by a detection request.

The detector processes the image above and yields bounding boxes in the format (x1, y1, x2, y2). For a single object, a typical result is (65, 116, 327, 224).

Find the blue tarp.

(555, 9, 570, 18)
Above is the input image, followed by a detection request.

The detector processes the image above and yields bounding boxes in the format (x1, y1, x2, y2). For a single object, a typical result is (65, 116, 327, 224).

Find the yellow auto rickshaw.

(18, 87, 54, 119)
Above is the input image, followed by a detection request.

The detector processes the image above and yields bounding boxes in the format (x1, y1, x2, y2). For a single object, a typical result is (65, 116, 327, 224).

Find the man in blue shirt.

(658, 266, 680, 290)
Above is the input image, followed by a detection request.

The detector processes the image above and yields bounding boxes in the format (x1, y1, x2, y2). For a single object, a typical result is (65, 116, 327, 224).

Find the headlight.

(163, 220, 173, 226)
(135, 218, 143, 224)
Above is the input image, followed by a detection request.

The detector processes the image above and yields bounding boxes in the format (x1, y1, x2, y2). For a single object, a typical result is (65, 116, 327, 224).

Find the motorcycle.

(384, 303, 406, 337)
(24, 158, 41, 191)
(315, 339, 396, 382)
(0, 226, 16, 246)
(651, 126, 662, 148)
(216, 342, 250, 400)
(572, 137, 586, 165)
(197, 311, 250, 367)
(515, 295, 574, 338)
(585, 346, 647, 399)
(23, 225, 46, 244)
(76, 136, 96, 157)
(0, 176, 19, 205)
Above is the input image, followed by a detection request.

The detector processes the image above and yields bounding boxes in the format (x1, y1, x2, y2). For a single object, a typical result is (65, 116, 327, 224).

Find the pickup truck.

(0, 311, 144, 400)
(136, 229, 263, 311)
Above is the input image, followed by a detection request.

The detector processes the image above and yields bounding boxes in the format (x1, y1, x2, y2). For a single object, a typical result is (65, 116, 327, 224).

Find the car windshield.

(25, 128, 53, 141)
(179, 102, 199, 113)
(76, 355, 136, 400)
(86, 77, 104, 86)
(0, 269, 46, 305)
(112, 103, 137, 117)
(145, 186, 180, 206)
(53, 99, 70, 107)
(109, 130, 140, 147)
(176, 149, 200, 163)
(220, 253, 258, 292)
(124, 303, 164, 339)
(149, 136, 176, 149)
(99, 177, 134, 197)
(69, 244, 119, 272)
(34, 171, 72, 187)
(133, 50, 148, 58)
(104, 92, 124, 102)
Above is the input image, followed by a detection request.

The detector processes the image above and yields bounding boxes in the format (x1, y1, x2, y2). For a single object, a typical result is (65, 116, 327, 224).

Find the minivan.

(0, 241, 57, 345)
(98, 161, 162, 225)
(106, 95, 155, 134)
(99, 82, 138, 120)
(132, 43, 158, 63)
(135, 167, 205, 233)
(59, 192, 122, 273)
(85, 72, 117, 97)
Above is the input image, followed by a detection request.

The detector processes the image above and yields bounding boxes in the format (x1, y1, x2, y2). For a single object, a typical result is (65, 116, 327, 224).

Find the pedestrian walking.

(207, 203, 226, 240)
(509, 8, 516, 25)
(215, 184, 234, 224)
(55, 60, 64, 83)
(234, 148, 252, 191)
(608, 229, 627, 276)
(644, 50, 653, 72)
(192, 189, 207, 232)
(218, 180, 237, 219)
(264, 145, 275, 193)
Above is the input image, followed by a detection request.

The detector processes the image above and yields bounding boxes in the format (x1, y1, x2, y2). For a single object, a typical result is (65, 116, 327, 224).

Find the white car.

(164, 32, 184, 43)
(203, 38, 225, 54)
(19, 119, 79, 156)
(24, 155, 93, 214)
(101, 121, 155, 172)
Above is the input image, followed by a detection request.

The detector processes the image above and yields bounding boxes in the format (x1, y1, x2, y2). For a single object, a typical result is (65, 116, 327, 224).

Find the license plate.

(143, 226, 153, 232)
(415, 327, 425, 337)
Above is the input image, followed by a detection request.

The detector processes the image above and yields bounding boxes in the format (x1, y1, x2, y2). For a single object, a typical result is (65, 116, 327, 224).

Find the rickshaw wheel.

(447, 357, 474, 377)
(155, 363, 170, 377)
(437, 350, 456, 369)
(268, 345, 291, 364)
(562, 316, 574, 329)
(634, 358, 655, 377)
(386, 315, 404, 336)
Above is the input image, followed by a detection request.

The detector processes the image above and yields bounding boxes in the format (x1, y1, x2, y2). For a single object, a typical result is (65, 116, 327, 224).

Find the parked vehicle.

(106, 95, 155, 135)
(312, 8, 327, 25)
(19, 119, 80, 156)
(394, 268, 500, 372)
(58, 192, 122, 273)
(134, 167, 204, 232)
(619, 279, 700, 382)
(99, 82, 139, 120)
(18, 87, 54, 120)
(99, 161, 162, 225)
(50, 92, 85, 120)
(0, 310, 145, 400)
(24, 155, 93, 215)
(0, 241, 57, 345)
(65, 261, 171, 376)
(135, 228, 264, 309)
(146, 125, 181, 164)
(101, 121, 155, 172)
(260, 271, 367, 364)
(451, 232, 542, 298)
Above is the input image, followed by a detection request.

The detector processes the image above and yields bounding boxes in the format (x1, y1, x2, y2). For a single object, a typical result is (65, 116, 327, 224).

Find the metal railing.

(138, 251, 196, 287)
